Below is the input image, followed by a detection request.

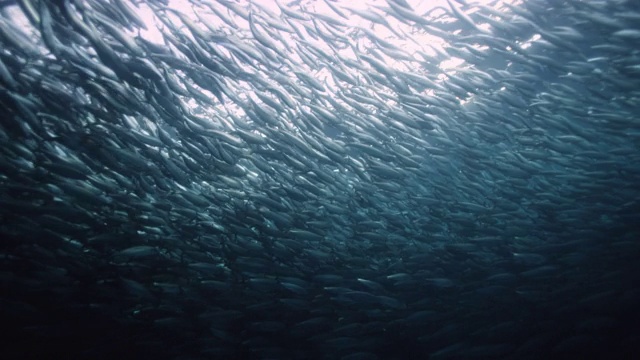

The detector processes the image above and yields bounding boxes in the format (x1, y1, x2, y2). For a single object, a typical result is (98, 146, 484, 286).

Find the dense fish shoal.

(1, 0, 639, 359)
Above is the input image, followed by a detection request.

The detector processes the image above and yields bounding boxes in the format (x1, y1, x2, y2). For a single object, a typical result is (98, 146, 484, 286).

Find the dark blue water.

(1, 0, 639, 359)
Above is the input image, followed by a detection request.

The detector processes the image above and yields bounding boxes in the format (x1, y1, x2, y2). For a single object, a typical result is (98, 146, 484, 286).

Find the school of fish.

(1, 0, 639, 358)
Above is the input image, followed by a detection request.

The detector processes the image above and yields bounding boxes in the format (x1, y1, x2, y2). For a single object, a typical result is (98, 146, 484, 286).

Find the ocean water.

(1, 0, 639, 359)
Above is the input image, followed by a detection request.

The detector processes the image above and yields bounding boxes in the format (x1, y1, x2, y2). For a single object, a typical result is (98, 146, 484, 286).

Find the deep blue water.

(1, 0, 640, 359)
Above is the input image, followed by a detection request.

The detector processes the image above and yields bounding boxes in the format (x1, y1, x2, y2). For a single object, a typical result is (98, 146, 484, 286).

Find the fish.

(0, 0, 639, 359)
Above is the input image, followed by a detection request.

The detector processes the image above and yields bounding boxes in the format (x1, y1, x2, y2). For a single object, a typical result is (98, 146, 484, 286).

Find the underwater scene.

(1, 0, 639, 359)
